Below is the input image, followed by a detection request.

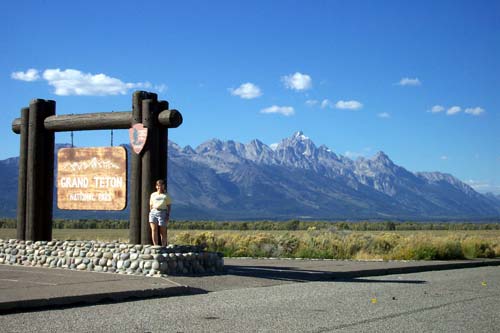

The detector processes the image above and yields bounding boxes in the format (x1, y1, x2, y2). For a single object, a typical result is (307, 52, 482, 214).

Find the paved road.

(1, 266, 498, 332)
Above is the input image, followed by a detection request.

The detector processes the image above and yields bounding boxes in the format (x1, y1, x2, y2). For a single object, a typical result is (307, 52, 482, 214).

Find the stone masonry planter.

(0, 239, 224, 277)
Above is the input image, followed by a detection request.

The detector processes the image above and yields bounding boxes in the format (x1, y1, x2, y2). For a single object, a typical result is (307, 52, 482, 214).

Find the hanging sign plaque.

(57, 147, 127, 210)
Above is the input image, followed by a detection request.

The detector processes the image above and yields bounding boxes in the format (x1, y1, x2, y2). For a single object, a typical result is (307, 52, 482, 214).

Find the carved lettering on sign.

(57, 147, 127, 210)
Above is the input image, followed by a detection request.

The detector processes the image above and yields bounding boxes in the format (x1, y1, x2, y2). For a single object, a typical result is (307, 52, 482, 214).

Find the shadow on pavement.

(332, 278, 426, 284)
(224, 265, 427, 284)
(0, 286, 208, 315)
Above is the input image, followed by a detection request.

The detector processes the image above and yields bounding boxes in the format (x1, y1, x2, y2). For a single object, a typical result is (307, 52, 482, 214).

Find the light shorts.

(149, 209, 168, 227)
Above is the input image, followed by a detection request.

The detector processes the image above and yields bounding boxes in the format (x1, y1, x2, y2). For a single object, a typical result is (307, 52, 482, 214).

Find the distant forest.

(1, 218, 499, 231)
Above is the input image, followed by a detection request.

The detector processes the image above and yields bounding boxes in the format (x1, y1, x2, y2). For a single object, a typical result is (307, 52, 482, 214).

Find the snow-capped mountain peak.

(160, 132, 500, 219)
(2, 132, 499, 220)
(293, 130, 309, 141)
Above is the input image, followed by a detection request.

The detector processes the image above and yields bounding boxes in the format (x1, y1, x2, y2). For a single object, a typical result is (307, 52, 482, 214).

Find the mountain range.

(1, 131, 500, 221)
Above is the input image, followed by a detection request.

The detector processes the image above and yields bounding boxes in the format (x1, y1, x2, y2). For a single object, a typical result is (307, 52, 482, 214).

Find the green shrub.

(374, 233, 402, 254)
(435, 240, 464, 260)
(462, 240, 496, 259)
(409, 244, 438, 260)
(278, 233, 300, 256)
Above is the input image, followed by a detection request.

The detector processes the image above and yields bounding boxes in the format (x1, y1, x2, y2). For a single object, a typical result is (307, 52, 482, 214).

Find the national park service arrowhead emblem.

(129, 123, 148, 154)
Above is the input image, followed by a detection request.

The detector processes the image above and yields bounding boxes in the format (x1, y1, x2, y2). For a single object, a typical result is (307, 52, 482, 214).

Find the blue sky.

(1, 0, 499, 194)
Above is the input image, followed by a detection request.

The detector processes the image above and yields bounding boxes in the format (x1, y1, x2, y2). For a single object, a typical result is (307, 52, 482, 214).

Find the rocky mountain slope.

(1, 132, 499, 220)
(166, 132, 500, 220)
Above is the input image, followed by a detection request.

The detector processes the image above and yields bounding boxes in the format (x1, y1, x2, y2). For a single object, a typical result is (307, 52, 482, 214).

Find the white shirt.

(150, 192, 171, 210)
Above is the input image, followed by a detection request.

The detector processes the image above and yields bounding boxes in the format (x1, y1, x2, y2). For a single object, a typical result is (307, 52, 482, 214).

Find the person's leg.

(159, 225, 167, 246)
(150, 222, 159, 245)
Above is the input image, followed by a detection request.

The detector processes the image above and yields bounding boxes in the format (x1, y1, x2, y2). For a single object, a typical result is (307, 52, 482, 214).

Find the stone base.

(0, 239, 224, 277)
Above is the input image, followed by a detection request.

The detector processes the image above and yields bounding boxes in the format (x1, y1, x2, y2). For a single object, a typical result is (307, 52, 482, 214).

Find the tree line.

(0, 218, 499, 231)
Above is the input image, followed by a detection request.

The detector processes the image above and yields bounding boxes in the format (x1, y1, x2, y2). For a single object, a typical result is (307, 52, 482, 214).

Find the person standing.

(149, 179, 172, 246)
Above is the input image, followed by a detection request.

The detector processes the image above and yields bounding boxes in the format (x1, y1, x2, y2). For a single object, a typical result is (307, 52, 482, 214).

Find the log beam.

(12, 109, 182, 133)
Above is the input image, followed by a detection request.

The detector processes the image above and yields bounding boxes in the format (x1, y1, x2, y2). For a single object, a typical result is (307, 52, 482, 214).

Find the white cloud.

(344, 147, 372, 159)
(440, 155, 449, 160)
(464, 107, 485, 116)
(260, 105, 295, 116)
(397, 77, 421, 86)
(282, 72, 312, 91)
(305, 99, 318, 107)
(429, 105, 485, 117)
(377, 112, 390, 118)
(429, 105, 445, 113)
(335, 100, 363, 110)
(305, 99, 334, 109)
(446, 106, 461, 115)
(43, 69, 143, 96)
(154, 84, 168, 93)
(466, 180, 500, 194)
(13, 68, 166, 96)
(344, 151, 362, 159)
(229, 82, 262, 99)
(320, 99, 333, 109)
(11, 68, 40, 82)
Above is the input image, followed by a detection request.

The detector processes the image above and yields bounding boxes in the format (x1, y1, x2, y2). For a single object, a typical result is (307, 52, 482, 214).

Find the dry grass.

(1, 228, 499, 260)
(171, 229, 500, 260)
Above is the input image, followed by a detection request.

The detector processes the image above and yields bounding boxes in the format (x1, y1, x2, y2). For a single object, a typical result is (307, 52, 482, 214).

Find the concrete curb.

(0, 285, 194, 313)
(327, 259, 500, 279)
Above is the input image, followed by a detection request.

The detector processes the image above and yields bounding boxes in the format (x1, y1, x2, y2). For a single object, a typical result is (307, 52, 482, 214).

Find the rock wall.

(0, 239, 224, 276)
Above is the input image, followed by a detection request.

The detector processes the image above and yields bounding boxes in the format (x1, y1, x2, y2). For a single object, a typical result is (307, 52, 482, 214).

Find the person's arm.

(166, 204, 171, 219)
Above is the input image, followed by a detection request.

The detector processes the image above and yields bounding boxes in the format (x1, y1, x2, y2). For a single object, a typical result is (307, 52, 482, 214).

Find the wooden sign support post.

(12, 91, 182, 244)
(23, 99, 55, 241)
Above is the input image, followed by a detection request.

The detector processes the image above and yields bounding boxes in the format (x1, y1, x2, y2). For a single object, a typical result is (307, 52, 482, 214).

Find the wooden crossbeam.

(12, 109, 182, 133)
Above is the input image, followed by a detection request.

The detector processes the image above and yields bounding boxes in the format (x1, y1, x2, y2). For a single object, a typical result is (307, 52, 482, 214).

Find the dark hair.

(156, 179, 165, 186)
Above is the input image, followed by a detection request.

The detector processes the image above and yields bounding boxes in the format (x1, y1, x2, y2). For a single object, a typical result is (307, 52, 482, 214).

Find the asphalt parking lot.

(1, 257, 499, 313)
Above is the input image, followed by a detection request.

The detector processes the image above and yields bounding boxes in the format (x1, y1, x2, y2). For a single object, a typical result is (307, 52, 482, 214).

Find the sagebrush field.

(1, 220, 499, 260)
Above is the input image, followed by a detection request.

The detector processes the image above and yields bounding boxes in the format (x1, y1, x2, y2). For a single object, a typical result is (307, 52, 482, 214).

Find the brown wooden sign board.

(57, 147, 127, 210)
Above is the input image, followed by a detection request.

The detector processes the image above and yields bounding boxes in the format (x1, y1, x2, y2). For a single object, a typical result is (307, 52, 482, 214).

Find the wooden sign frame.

(11, 91, 182, 244)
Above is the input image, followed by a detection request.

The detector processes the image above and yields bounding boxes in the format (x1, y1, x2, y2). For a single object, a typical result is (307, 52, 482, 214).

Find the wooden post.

(26, 100, 46, 241)
(141, 98, 159, 244)
(157, 101, 169, 182)
(41, 101, 55, 241)
(16, 107, 29, 240)
(156, 100, 168, 244)
(164, 127, 169, 188)
(129, 91, 143, 244)
(157, 101, 169, 244)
